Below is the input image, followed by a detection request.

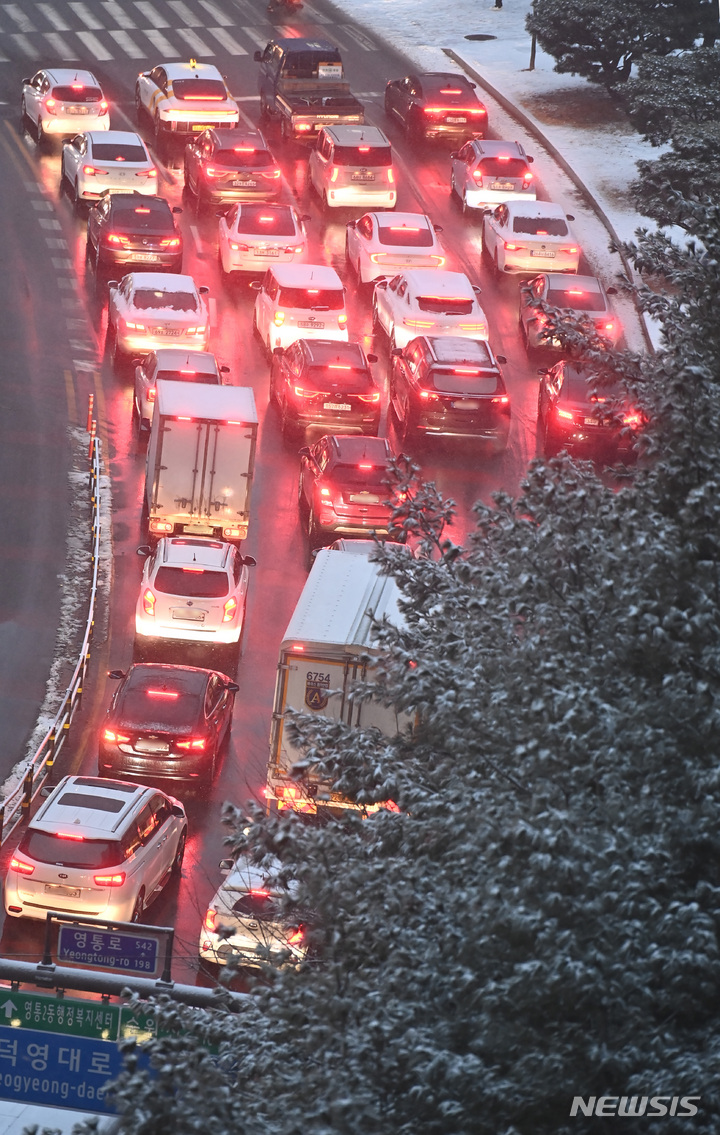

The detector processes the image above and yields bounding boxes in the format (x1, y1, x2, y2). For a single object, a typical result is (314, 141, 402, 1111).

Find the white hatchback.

(107, 272, 210, 363)
(218, 203, 309, 279)
(251, 264, 348, 354)
(61, 131, 157, 207)
(372, 269, 488, 350)
(346, 212, 446, 285)
(482, 201, 580, 276)
(21, 68, 109, 146)
(308, 124, 396, 210)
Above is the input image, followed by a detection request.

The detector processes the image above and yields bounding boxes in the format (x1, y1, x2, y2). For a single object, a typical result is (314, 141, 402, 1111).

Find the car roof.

(122, 662, 214, 693)
(46, 69, 100, 86)
(150, 349, 220, 371)
(108, 194, 169, 209)
(401, 269, 474, 295)
(30, 775, 151, 839)
(472, 139, 525, 158)
(158, 536, 232, 569)
(324, 124, 390, 147)
(374, 211, 432, 230)
(505, 200, 568, 218)
(210, 128, 265, 147)
(164, 61, 225, 81)
(543, 273, 604, 292)
(274, 37, 339, 53)
(301, 339, 367, 366)
(87, 130, 145, 145)
(327, 434, 393, 462)
(424, 336, 496, 366)
(125, 272, 198, 292)
(272, 264, 343, 288)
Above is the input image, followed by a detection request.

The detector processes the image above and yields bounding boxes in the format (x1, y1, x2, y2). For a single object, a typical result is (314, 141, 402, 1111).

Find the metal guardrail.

(0, 420, 102, 847)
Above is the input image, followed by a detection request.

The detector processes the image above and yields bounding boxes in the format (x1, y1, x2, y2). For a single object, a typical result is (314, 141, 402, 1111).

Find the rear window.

(133, 289, 197, 312)
(513, 215, 568, 236)
(112, 207, 173, 232)
(425, 367, 502, 395)
(236, 206, 296, 236)
(281, 51, 342, 79)
(377, 224, 433, 248)
(19, 831, 121, 869)
(546, 287, 605, 311)
(331, 464, 390, 493)
(156, 369, 219, 384)
(333, 146, 392, 167)
(154, 566, 229, 598)
(119, 686, 201, 729)
(478, 158, 528, 178)
(417, 295, 473, 315)
(278, 287, 344, 310)
(52, 85, 103, 103)
(306, 365, 372, 391)
(564, 373, 624, 404)
(231, 893, 282, 920)
(92, 143, 147, 163)
(213, 147, 273, 168)
(173, 79, 227, 101)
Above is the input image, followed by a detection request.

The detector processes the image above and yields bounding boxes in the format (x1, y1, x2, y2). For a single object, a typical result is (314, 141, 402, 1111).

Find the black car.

(384, 71, 487, 142)
(86, 193, 183, 274)
(270, 339, 380, 441)
(184, 128, 281, 208)
(389, 335, 510, 452)
(99, 663, 238, 785)
(537, 360, 643, 459)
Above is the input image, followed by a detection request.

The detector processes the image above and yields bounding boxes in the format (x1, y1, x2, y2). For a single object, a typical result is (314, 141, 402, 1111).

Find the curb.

(443, 48, 655, 354)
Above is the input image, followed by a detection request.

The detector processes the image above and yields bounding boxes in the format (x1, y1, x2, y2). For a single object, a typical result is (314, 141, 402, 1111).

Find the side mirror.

(171, 805, 185, 818)
(470, 82, 477, 88)
(347, 220, 356, 229)
(220, 364, 230, 373)
(216, 210, 226, 218)
(107, 280, 119, 290)
(298, 446, 311, 458)
(253, 50, 262, 62)
(136, 545, 151, 557)
(566, 214, 575, 222)
(391, 347, 403, 358)
(433, 224, 443, 233)
(108, 669, 126, 680)
(241, 556, 257, 567)
(272, 347, 285, 356)
(366, 353, 378, 363)
(472, 284, 482, 296)
(528, 156, 534, 164)
(22, 78, 30, 86)
(172, 206, 182, 214)
(495, 354, 507, 365)
(606, 286, 618, 295)
(537, 368, 549, 375)
(375, 278, 388, 289)
(225, 682, 240, 692)
(132, 358, 143, 368)
(219, 858, 234, 873)
(250, 280, 262, 290)
(301, 214, 311, 221)
(199, 285, 210, 295)
(450, 152, 458, 160)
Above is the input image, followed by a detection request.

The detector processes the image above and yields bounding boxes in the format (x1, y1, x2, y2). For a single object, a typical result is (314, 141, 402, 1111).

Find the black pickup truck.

(254, 38, 365, 143)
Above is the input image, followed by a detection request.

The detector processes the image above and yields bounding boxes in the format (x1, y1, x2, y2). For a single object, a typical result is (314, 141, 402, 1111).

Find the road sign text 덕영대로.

(57, 925, 161, 976)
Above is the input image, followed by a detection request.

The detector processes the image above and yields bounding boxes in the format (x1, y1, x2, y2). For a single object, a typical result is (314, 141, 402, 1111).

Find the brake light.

(234, 146, 255, 152)
(99, 100, 109, 114)
(230, 241, 248, 252)
(603, 322, 615, 332)
(183, 94, 224, 101)
(176, 737, 207, 750)
(159, 237, 180, 248)
(523, 171, 533, 182)
(71, 83, 84, 90)
(10, 858, 34, 876)
(223, 596, 238, 622)
(560, 246, 580, 255)
(149, 520, 173, 534)
(125, 321, 145, 331)
(504, 242, 521, 251)
(103, 729, 131, 742)
(106, 233, 130, 245)
(320, 486, 331, 496)
(454, 368, 480, 375)
(440, 88, 462, 95)
(390, 226, 418, 231)
(204, 166, 221, 178)
(286, 245, 305, 254)
(358, 391, 380, 403)
(142, 588, 156, 616)
(287, 927, 304, 946)
(387, 169, 395, 184)
(404, 319, 435, 328)
(204, 908, 217, 931)
(147, 688, 180, 697)
(330, 167, 339, 183)
(471, 169, 483, 182)
(134, 207, 151, 213)
(337, 313, 348, 327)
(419, 390, 439, 402)
(557, 407, 574, 421)
(491, 395, 510, 404)
(293, 386, 318, 399)
(567, 290, 584, 296)
(45, 98, 57, 113)
(250, 889, 270, 897)
(296, 123, 311, 132)
(273, 311, 285, 327)
(57, 832, 85, 841)
(83, 165, 108, 176)
(94, 872, 126, 887)
(358, 463, 373, 470)
(188, 326, 207, 336)
(147, 387, 156, 402)
(623, 411, 641, 427)
(265, 169, 281, 179)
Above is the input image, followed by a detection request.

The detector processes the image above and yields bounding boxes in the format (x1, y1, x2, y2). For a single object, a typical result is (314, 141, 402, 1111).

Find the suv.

(184, 128, 281, 208)
(270, 338, 380, 441)
(309, 125, 396, 210)
(450, 139, 535, 214)
(133, 349, 229, 433)
(390, 335, 510, 451)
(252, 264, 348, 354)
(537, 360, 643, 459)
(4, 775, 186, 923)
(384, 71, 487, 142)
(21, 68, 109, 147)
(87, 194, 183, 275)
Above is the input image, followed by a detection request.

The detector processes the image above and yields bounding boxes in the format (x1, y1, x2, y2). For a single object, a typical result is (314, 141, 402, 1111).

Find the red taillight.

(147, 688, 180, 698)
(471, 169, 483, 182)
(204, 908, 217, 931)
(504, 242, 521, 251)
(556, 407, 574, 422)
(358, 391, 380, 403)
(45, 98, 57, 113)
(287, 926, 304, 946)
(149, 520, 173, 534)
(274, 311, 285, 327)
(147, 387, 156, 402)
(603, 322, 615, 332)
(176, 737, 207, 750)
(99, 100, 109, 114)
(523, 171, 533, 182)
(623, 411, 641, 427)
(103, 729, 131, 743)
(337, 313, 348, 327)
(57, 832, 85, 841)
(560, 247, 579, 255)
(136, 168, 157, 178)
(10, 857, 34, 876)
(106, 233, 130, 245)
(94, 872, 126, 887)
(204, 166, 222, 178)
(387, 169, 395, 184)
(293, 386, 318, 399)
(491, 395, 510, 405)
(142, 588, 156, 616)
(330, 167, 339, 183)
(159, 237, 180, 248)
(419, 390, 439, 402)
(250, 889, 270, 897)
(265, 169, 281, 179)
(223, 596, 238, 622)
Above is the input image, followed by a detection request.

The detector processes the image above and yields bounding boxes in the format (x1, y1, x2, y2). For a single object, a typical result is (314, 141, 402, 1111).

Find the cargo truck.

(267, 548, 407, 814)
(254, 38, 364, 144)
(143, 381, 257, 541)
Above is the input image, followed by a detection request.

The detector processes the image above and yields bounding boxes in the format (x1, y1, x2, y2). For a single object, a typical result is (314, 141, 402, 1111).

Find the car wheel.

(134, 86, 144, 123)
(297, 475, 310, 518)
(131, 889, 145, 922)
(383, 93, 393, 118)
(269, 366, 281, 407)
(306, 508, 323, 568)
(371, 301, 383, 337)
(20, 97, 30, 134)
(322, 190, 331, 211)
(36, 117, 46, 149)
(171, 829, 186, 875)
(252, 307, 261, 341)
(493, 250, 502, 279)
(281, 401, 301, 442)
(73, 179, 83, 213)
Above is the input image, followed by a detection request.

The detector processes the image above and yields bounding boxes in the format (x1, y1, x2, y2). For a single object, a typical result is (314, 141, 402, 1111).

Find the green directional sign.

(0, 991, 159, 1043)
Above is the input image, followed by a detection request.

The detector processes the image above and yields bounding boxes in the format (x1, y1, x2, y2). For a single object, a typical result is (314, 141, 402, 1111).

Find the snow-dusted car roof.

(505, 200, 569, 219)
(125, 273, 199, 292)
(163, 61, 225, 82)
(271, 264, 343, 288)
(402, 269, 475, 296)
(86, 130, 146, 145)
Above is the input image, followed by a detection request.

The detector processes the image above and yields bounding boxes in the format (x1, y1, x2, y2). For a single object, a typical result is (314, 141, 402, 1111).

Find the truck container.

(267, 548, 407, 814)
(144, 381, 257, 541)
(254, 38, 364, 144)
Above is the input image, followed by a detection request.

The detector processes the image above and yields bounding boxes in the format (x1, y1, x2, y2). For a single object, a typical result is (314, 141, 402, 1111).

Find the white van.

(251, 264, 348, 353)
(308, 124, 396, 210)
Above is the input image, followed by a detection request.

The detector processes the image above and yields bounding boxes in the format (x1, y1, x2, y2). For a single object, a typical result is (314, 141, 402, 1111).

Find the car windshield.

(305, 365, 372, 391)
(236, 206, 296, 236)
(377, 224, 433, 247)
(513, 215, 568, 236)
(331, 464, 390, 493)
(282, 51, 342, 78)
(119, 686, 202, 729)
(231, 893, 282, 921)
(278, 288, 344, 310)
(417, 295, 473, 314)
(425, 367, 501, 395)
(173, 79, 227, 101)
(478, 158, 528, 178)
(52, 85, 103, 103)
(112, 208, 173, 232)
(132, 289, 197, 312)
(19, 830, 122, 869)
(153, 566, 229, 598)
(546, 286, 605, 311)
(92, 143, 147, 162)
(333, 146, 392, 167)
(213, 147, 273, 168)
(156, 369, 218, 384)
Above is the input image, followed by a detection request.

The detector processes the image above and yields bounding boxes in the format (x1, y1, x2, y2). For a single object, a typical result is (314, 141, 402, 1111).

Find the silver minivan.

(308, 124, 396, 210)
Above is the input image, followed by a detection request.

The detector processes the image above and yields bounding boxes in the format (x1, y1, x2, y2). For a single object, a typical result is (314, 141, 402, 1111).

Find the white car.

(107, 273, 210, 364)
(133, 349, 229, 433)
(135, 536, 255, 646)
(482, 201, 580, 276)
(450, 138, 535, 213)
(21, 68, 109, 146)
(200, 855, 307, 969)
(308, 124, 396, 210)
(251, 264, 348, 354)
(218, 203, 309, 279)
(346, 212, 446, 285)
(61, 131, 157, 208)
(135, 60, 239, 149)
(372, 269, 488, 350)
(4, 775, 186, 923)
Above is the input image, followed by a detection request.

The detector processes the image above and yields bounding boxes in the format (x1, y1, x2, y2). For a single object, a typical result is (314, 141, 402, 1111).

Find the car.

(537, 360, 643, 459)
(251, 264, 348, 355)
(308, 124, 396, 210)
(389, 336, 510, 451)
(200, 854, 307, 970)
(135, 60, 239, 150)
(99, 663, 239, 783)
(482, 201, 580, 277)
(107, 273, 210, 365)
(298, 433, 397, 554)
(270, 339, 381, 441)
(21, 68, 109, 147)
(384, 71, 487, 141)
(218, 203, 309, 279)
(372, 269, 488, 350)
(519, 273, 621, 351)
(87, 195, 183, 275)
(184, 127, 281, 209)
(345, 212, 445, 285)
(133, 349, 229, 433)
(61, 131, 157, 210)
(135, 536, 256, 646)
(4, 775, 186, 923)
(450, 139, 535, 215)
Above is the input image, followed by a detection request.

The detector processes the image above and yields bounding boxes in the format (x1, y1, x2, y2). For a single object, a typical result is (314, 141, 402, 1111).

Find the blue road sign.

(0, 1025, 131, 1114)
(58, 926, 161, 977)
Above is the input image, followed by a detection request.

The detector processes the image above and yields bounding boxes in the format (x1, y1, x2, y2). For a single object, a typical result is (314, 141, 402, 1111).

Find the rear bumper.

(135, 618, 242, 644)
(99, 748, 212, 781)
(465, 186, 536, 209)
(326, 186, 395, 208)
(118, 330, 209, 354)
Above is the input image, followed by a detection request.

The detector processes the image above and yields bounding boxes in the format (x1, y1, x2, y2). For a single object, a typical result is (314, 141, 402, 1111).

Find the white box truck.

(267, 548, 407, 814)
(144, 381, 258, 541)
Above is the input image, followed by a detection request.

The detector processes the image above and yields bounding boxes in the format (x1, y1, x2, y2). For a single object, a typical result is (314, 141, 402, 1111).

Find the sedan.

(184, 127, 281, 209)
(537, 360, 643, 459)
(482, 201, 580, 276)
(373, 269, 488, 350)
(519, 273, 621, 351)
(99, 664, 238, 783)
(107, 273, 210, 364)
(218, 203, 309, 279)
(87, 194, 183, 275)
(61, 131, 156, 208)
(346, 212, 445, 285)
(270, 338, 380, 441)
(133, 349, 229, 433)
(135, 61, 239, 150)
(384, 71, 487, 141)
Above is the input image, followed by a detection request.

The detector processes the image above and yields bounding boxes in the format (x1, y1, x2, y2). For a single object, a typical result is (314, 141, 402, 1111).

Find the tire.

(281, 117, 292, 144)
(269, 365, 281, 407)
(36, 117, 46, 150)
(131, 889, 145, 923)
(372, 302, 383, 338)
(450, 171, 461, 204)
(20, 98, 30, 134)
(281, 401, 301, 442)
(73, 179, 83, 214)
(322, 190, 330, 212)
(134, 87, 144, 124)
(252, 308, 261, 341)
(172, 829, 186, 875)
(306, 508, 323, 569)
(297, 475, 309, 518)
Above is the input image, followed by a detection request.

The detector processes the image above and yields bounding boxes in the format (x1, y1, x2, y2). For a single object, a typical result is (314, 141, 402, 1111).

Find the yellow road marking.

(63, 369, 77, 425)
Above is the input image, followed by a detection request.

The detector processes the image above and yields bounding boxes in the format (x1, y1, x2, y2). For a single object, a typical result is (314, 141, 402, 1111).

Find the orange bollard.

(86, 393, 94, 432)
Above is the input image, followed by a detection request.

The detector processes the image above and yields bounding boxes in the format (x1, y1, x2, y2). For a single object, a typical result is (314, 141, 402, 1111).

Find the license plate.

(452, 400, 479, 410)
(584, 417, 599, 426)
(134, 252, 160, 262)
(349, 493, 380, 504)
(531, 249, 555, 257)
(172, 609, 205, 622)
(446, 116, 467, 123)
(67, 106, 89, 114)
(192, 124, 211, 131)
(298, 321, 324, 328)
(135, 738, 170, 753)
(233, 179, 257, 187)
(183, 524, 214, 535)
(490, 181, 514, 191)
(254, 247, 279, 256)
(156, 328, 182, 336)
(351, 172, 375, 181)
(324, 402, 351, 411)
(45, 885, 81, 898)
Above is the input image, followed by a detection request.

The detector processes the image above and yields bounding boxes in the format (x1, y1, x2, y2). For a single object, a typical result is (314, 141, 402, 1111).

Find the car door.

(184, 131, 204, 190)
(219, 202, 238, 257)
(394, 77, 415, 126)
(375, 274, 399, 329)
(135, 352, 157, 413)
(135, 795, 176, 896)
(451, 141, 474, 193)
(24, 72, 46, 125)
(257, 269, 277, 337)
(204, 675, 226, 753)
(309, 130, 331, 194)
(484, 204, 507, 256)
(63, 134, 84, 181)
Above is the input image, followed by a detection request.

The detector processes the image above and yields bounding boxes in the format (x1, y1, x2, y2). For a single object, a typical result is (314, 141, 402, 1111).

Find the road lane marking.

(144, 28, 176, 53)
(176, 27, 214, 54)
(341, 25, 376, 50)
(52, 258, 74, 269)
(3, 4, 35, 32)
(241, 26, 271, 49)
(64, 370, 78, 425)
(207, 27, 248, 54)
(44, 31, 78, 58)
(31, 199, 53, 210)
(108, 29, 145, 57)
(133, 1, 169, 27)
(190, 224, 202, 254)
(167, 0, 203, 25)
(199, 0, 234, 25)
(77, 30, 114, 59)
(101, 1, 139, 28)
(9, 33, 36, 56)
(39, 218, 62, 229)
(36, 3, 71, 30)
(69, 1, 105, 29)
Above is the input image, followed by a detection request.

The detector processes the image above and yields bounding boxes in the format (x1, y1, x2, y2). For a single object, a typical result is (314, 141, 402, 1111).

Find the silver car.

(107, 272, 210, 365)
(133, 348, 229, 433)
(519, 273, 621, 350)
(21, 68, 109, 147)
(450, 138, 535, 214)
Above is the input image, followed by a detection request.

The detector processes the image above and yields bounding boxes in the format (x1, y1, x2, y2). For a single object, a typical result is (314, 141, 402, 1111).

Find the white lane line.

(167, 0, 202, 26)
(3, 4, 35, 32)
(133, 1, 169, 27)
(206, 27, 248, 55)
(300, 2, 331, 22)
(101, 1, 139, 28)
(144, 27, 177, 52)
(52, 258, 74, 269)
(9, 33, 36, 56)
(45, 238, 69, 248)
(108, 28, 145, 57)
(77, 30, 114, 58)
(209, 297, 217, 326)
(190, 225, 202, 254)
(199, 0, 234, 25)
(176, 27, 214, 54)
(36, 3, 71, 29)
(39, 219, 62, 230)
(44, 31, 79, 57)
(57, 278, 78, 290)
(32, 199, 53, 211)
(241, 26, 270, 49)
(69, 2, 105, 29)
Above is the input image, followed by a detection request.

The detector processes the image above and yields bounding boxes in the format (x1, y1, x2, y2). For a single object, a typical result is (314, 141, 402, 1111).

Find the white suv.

(251, 264, 348, 355)
(21, 69, 109, 147)
(308, 125, 396, 210)
(4, 776, 186, 923)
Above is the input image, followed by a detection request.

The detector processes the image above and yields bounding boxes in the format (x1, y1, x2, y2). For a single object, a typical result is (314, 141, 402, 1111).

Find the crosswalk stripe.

(36, 4, 71, 31)
(101, 1, 139, 29)
(108, 28, 145, 57)
(144, 27, 177, 52)
(69, 2, 106, 30)
(10, 33, 36, 57)
(3, 4, 35, 33)
(229, 0, 258, 20)
(133, 1, 169, 28)
(241, 25, 270, 49)
(176, 27, 215, 54)
(44, 31, 79, 58)
(198, 0, 234, 25)
(206, 26, 248, 54)
(167, 0, 202, 26)
(326, 27, 348, 50)
(76, 30, 114, 59)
